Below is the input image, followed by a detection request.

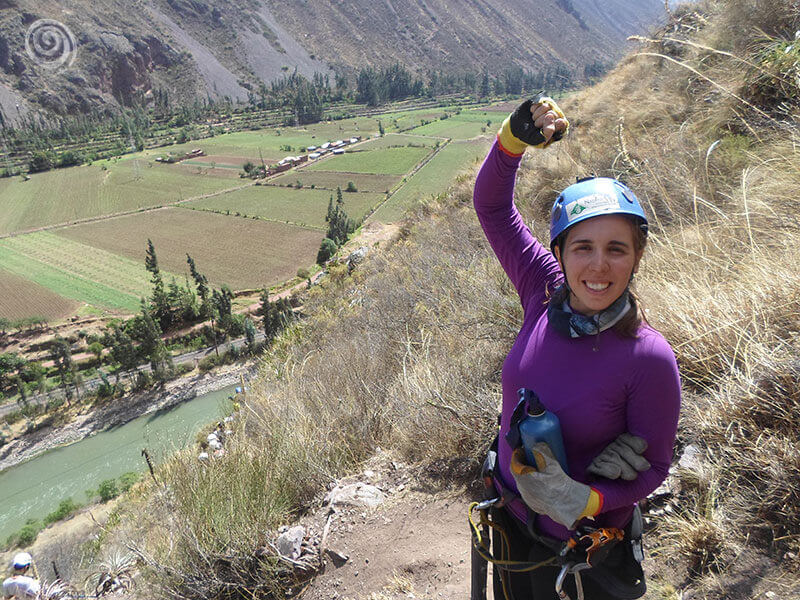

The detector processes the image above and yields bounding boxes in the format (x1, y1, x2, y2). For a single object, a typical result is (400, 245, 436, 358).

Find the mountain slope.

(0, 0, 665, 118)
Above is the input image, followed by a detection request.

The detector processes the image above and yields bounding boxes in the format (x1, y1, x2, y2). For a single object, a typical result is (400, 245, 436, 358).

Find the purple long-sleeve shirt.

(474, 140, 681, 541)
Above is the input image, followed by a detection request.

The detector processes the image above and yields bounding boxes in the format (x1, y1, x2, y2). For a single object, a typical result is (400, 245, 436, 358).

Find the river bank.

(0, 362, 257, 473)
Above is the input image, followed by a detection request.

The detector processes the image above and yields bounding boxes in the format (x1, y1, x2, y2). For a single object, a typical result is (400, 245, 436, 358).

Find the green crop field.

(374, 105, 466, 132)
(0, 159, 242, 235)
(406, 117, 494, 139)
(185, 186, 384, 228)
(56, 208, 325, 291)
(355, 134, 437, 149)
(0, 268, 78, 321)
(270, 171, 401, 194)
(306, 146, 431, 175)
(0, 238, 145, 313)
(372, 139, 491, 223)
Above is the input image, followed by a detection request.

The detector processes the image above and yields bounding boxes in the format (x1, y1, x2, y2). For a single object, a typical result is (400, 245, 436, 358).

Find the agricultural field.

(0, 268, 78, 321)
(270, 171, 401, 194)
(56, 208, 324, 290)
(355, 134, 438, 149)
(0, 158, 242, 235)
(0, 235, 148, 314)
(0, 100, 513, 321)
(375, 105, 467, 132)
(306, 146, 432, 175)
(166, 119, 378, 164)
(371, 139, 492, 223)
(185, 185, 384, 229)
(405, 108, 508, 139)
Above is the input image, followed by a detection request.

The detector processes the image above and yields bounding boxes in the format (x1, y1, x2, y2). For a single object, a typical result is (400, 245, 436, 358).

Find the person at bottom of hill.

(3, 553, 41, 599)
(473, 98, 681, 600)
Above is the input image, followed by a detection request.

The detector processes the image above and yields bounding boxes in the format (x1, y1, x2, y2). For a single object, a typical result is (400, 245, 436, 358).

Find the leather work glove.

(497, 96, 569, 154)
(587, 433, 651, 481)
(510, 443, 601, 530)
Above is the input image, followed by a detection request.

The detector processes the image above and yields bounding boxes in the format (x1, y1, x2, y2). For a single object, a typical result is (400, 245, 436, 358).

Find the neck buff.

(547, 285, 632, 338)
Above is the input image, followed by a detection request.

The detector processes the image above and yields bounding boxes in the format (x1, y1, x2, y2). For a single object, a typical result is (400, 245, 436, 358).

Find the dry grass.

(117, 1, 800, 596)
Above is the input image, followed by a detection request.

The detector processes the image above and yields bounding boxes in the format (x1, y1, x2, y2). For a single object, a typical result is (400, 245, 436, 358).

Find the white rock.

(678, 444, 702, 471)
(276, 525, 305, 560)
(325, 483, 385, 509)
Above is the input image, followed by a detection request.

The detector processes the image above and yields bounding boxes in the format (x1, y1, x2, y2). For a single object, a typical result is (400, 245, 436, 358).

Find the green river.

(0, 384, 237, 542)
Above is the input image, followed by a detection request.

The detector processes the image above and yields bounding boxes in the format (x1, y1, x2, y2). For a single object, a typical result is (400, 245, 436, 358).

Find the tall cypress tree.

(145, 239, 171, 329)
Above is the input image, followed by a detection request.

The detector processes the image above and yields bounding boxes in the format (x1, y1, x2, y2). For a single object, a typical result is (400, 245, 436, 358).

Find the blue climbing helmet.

(549, 177, 648, 252)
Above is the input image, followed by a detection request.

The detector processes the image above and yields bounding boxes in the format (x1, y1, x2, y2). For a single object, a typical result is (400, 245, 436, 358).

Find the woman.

(473, 98, 681, 599)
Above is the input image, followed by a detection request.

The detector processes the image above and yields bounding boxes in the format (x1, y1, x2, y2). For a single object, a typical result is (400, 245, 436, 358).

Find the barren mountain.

(0, 0, 665, 118)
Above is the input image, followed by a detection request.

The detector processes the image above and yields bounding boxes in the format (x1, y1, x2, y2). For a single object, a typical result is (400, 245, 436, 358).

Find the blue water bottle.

(517, 388, 569, 474)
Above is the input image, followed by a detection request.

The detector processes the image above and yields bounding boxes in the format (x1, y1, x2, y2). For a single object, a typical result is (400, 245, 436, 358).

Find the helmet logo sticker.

(565, 194, 618, 222)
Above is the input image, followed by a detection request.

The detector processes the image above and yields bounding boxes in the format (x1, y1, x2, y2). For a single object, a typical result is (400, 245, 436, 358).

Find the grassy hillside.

(78, 1, 800, 598)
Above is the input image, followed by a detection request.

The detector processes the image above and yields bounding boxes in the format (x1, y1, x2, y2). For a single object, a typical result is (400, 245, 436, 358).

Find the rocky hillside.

(0, 0, 665, 118)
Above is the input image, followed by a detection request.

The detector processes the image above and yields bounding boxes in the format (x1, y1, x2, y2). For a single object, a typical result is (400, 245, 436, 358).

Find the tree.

(187, 254, 209, 313)
(316, 238, 338, 265)
(326, 195, 334, 222)
(88, 341, 104, 363)
(50, 338, 74, 405)
(209, 286, 234, 356)
(345, 181, 357, 192)
(325, 196, 355, 247)
(0, 317, 10, 336)
(109, 326, 138, 384)
(258, 291, 293, 343)
(0, 352, 25, 392)
(244, 317, 257, 350)
(145, 239, 171, 329)
(28, 151, 55, 173)
(129, 305, 170, 378)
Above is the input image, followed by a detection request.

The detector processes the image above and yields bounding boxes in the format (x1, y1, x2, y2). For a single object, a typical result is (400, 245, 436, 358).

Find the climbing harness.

(469, 499, 626, 600)
(470, 435, 646, 600)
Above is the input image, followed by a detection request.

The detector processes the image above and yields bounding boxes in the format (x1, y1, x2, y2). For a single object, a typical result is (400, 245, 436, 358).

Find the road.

(0, 331, 265, 419)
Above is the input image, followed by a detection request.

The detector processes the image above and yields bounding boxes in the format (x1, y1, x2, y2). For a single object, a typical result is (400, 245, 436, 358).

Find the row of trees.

(0, 57, 591, 177)
(318, 187, 357, 264)
(0, 240, 299, 405)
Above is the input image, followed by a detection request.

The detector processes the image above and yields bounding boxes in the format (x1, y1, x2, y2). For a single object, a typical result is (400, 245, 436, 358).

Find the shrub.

(345, 181, 357, 192)
(44, 498, 79, 525)
(28, 151, 55, 173)
(119, 472, 140, 493)
(98, 479, 119, 502)
(316, 238, 338, 265)
(9, 519, 41, 548)
(198, 355, 219, 372)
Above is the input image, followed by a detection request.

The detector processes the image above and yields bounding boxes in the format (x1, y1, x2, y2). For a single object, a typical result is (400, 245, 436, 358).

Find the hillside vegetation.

(105, 1, 800, 598)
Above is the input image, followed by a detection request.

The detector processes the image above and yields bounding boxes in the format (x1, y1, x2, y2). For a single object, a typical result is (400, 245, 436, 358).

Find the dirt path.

(299, 453, 478, 600)
(305, 491, 473, 600)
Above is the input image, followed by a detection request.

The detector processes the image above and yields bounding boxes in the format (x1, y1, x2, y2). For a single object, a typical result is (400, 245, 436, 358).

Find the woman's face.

(554, 215, 643, 316)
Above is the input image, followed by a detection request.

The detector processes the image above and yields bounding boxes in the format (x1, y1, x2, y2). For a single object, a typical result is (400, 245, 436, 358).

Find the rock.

(346, 247, 369, 272)
(276, 525, 305, 560)
(325, 549, 349, 567)
(325, 482, 385, 509)
(678, 444, 702, 471)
